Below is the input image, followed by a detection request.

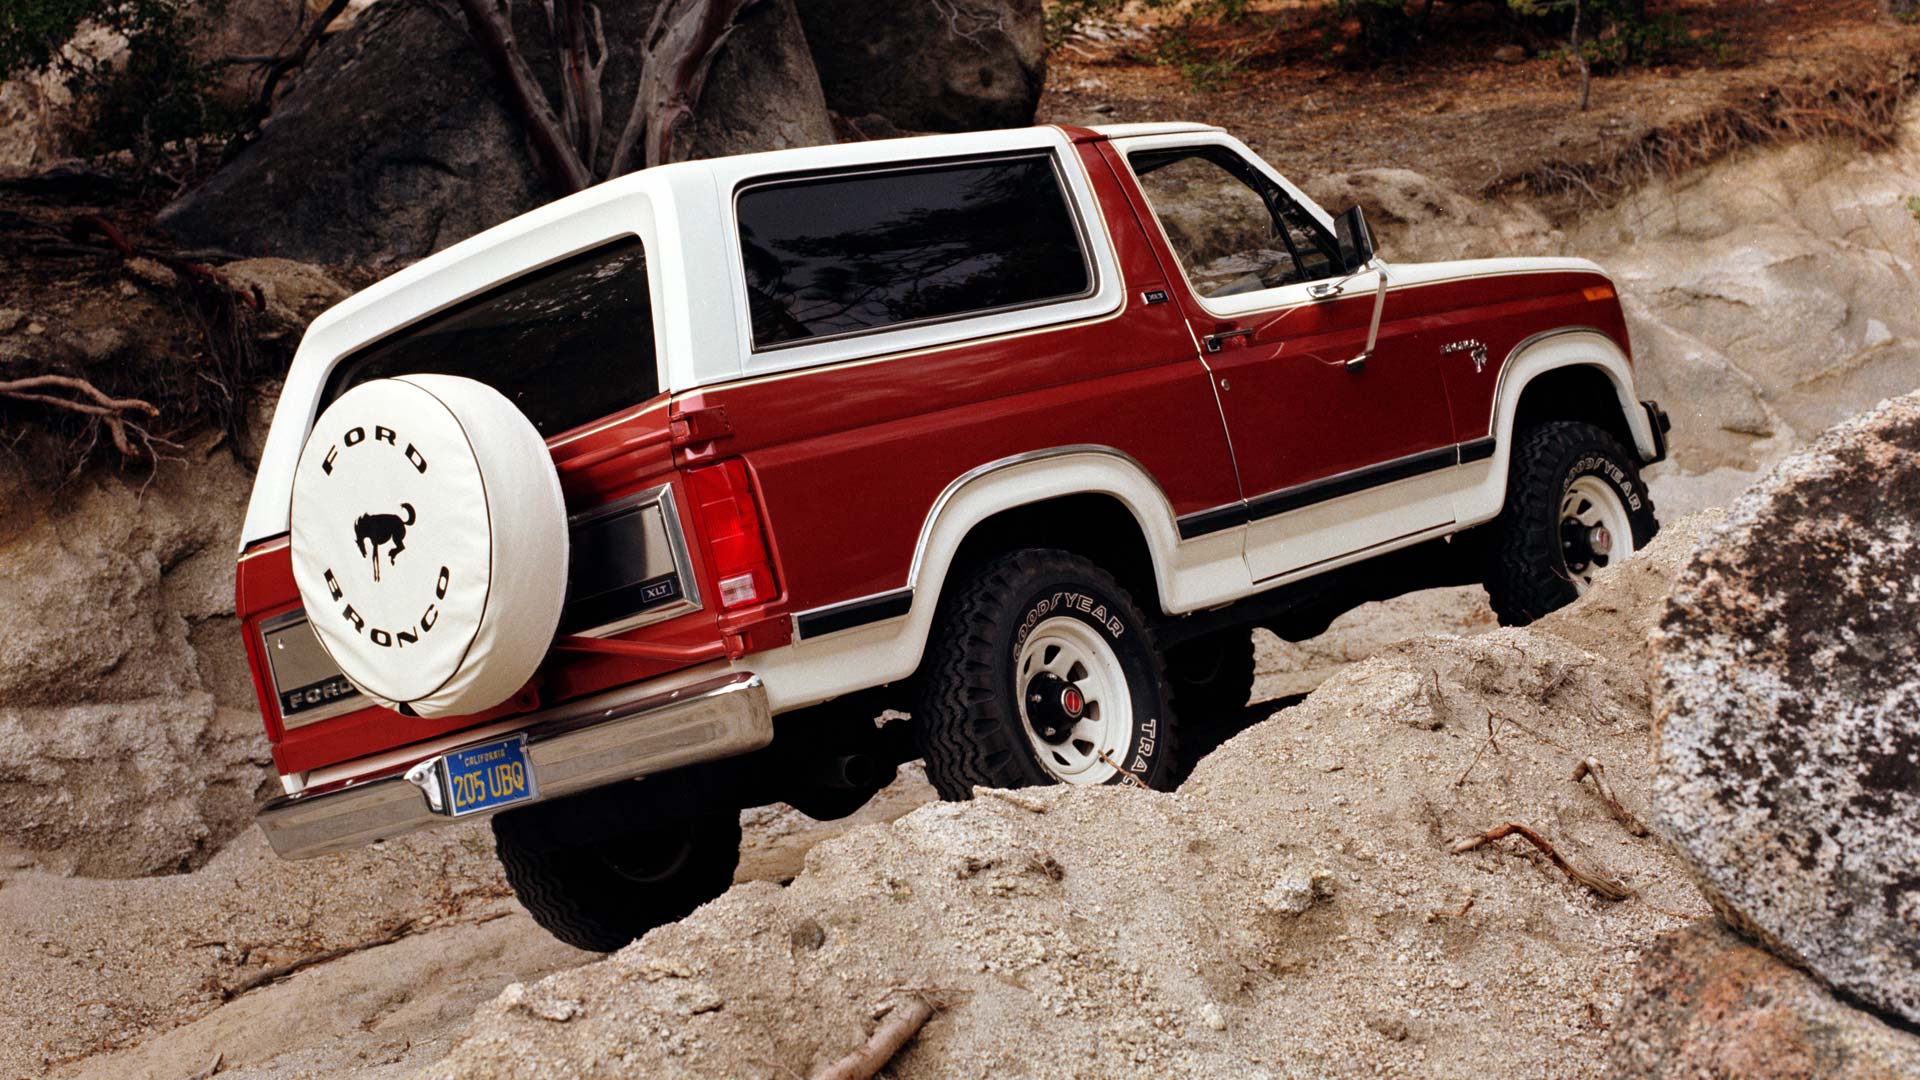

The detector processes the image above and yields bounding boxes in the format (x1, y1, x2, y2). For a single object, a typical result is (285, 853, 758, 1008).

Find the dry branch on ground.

(811, 995, 940, 1080)
(1451, 822, 1632, 902)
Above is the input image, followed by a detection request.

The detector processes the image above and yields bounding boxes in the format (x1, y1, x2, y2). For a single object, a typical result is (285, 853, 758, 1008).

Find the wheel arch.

(907, 447, 1182, 618)
(1454, 329, 1660, 529)
(744, 446, 1249, 715)
(1493, 330, 1658, 461)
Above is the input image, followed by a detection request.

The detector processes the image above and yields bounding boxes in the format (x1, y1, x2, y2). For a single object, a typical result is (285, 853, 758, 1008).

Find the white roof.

(1090, 122, 1223, 139)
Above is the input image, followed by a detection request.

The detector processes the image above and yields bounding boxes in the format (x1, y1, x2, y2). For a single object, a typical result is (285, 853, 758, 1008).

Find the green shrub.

(0, 0, 235, 164)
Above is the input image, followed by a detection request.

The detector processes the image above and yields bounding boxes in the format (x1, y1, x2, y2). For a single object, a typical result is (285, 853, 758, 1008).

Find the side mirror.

(1336, 205, 1376, 273)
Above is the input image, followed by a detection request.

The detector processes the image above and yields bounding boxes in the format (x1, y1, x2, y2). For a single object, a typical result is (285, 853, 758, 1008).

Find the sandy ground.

(1, 582, 1493, 1080)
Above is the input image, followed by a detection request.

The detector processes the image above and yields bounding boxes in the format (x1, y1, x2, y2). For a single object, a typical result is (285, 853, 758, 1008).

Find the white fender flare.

(1457, 329, 1659, 527)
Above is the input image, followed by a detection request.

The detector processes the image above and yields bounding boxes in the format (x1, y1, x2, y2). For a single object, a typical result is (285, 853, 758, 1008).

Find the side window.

(737, 154, 1092, 348)
(1127, 146, 1341, 299)
(322, 236, 657, 436)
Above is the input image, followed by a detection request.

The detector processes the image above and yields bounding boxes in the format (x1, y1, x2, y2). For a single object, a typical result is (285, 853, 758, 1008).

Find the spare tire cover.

(289, 374, 568, 718)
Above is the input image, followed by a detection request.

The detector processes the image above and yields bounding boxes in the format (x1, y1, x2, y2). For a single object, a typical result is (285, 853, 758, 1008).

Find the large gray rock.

(159, 0, 832, 267)
(1609, 925, 1920, 1080)
(796, 0, 1045, 132)
(1652, 390, 1920, 1027)
(678, 0, 834, 160)
(0, 438, 272, 877)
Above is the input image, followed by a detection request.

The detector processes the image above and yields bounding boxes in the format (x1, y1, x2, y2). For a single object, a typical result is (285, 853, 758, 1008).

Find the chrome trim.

(259, 610, 365, 728)
(256, 672, 773, 860)
(905, 444, 1179, 590)
(566, 482, 703, 637)
(1485, 325, 1607, 437)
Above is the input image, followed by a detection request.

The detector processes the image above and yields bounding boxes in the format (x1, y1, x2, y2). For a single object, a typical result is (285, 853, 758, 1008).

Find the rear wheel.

(915, 550, 1179, 800)
(492, 795, 740, 952)
(1484, 421, 1659, 626)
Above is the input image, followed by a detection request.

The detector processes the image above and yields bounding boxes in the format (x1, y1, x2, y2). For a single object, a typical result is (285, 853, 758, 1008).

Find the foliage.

(0, 0, 171, 81)
(0, 0, 236, 164)
(1332, 0, 1424, 55)
(1511, 0, 1713, 71)
(1908, 195, 1920, 224)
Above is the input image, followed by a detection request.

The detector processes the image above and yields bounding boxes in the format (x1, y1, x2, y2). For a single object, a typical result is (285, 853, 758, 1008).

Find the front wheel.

(1483, 420, 1659, 626)
(915, 549, 1180, 800)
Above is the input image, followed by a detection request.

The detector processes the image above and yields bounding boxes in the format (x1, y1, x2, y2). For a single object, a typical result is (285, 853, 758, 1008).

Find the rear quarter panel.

(676, 142, 1239, 618)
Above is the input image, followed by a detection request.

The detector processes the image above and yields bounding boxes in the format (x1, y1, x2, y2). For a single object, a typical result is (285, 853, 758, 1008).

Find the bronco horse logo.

(354, 502, 415, 582)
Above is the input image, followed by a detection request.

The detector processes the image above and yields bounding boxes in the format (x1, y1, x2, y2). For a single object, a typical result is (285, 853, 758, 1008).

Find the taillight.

(686, 458, 778, 611)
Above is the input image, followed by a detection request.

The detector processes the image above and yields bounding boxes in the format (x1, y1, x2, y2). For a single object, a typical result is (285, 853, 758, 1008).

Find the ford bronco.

(238, 122, 1669, 950)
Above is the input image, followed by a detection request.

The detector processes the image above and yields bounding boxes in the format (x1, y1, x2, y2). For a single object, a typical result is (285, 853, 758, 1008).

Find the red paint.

(238, 130, 1634, 782)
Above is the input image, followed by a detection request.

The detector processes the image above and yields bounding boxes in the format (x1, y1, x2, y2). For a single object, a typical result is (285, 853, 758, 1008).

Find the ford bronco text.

(238, 123, 1669, 950)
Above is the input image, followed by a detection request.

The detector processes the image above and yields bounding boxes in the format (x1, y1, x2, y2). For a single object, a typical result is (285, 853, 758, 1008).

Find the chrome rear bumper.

(257, 672, 771, 860)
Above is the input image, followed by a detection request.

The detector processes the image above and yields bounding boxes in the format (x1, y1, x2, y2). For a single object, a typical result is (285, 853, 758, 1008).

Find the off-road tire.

(1484, 421, 1659, 627)
(915, 549, 1179, 800)
(492, 807, 740, 952)
(1166, 630, 1257, 720)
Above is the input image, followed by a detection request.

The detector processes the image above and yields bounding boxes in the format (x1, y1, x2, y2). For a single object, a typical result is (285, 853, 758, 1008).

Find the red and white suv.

(237, 122, 1669, 950)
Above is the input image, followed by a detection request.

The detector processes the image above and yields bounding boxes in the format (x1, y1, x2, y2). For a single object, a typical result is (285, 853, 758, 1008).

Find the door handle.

(1203, 327, 1253, 353)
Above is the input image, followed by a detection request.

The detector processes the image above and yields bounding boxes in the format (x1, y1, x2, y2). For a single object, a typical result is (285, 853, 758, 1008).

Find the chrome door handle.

(1203, 327, 1254, 353)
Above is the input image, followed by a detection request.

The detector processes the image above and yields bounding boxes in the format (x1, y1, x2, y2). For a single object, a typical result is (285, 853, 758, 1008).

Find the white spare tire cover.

(290, 374, 568, 718)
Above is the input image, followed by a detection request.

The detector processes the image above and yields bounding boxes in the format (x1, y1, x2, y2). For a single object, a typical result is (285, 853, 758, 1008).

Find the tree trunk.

(453, 0, 594, 196)
(610, 0, 759, 174)
(1572, 0, 1590, 112)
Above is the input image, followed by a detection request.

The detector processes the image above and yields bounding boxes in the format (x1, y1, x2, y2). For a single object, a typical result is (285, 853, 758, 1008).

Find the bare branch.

(454, 0, 594, 195)
(1570, 757, 1649, 836)
(1450, 822, 1631, 902)
(242, 0, 356, 136)
(221, 920, 416, 999)
(0, 375, 164, 461)
(810, 995, 938, 1080)
(545, 0, 606, 167)
(610, 0, 758, 175)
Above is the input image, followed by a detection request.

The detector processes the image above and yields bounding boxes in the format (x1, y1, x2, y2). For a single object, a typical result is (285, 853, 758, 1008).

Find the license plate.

(439, 735, 537, 817)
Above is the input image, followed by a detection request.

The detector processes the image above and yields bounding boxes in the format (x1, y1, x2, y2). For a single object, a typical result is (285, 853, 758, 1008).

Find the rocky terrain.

(2, 2, 1918, 1077)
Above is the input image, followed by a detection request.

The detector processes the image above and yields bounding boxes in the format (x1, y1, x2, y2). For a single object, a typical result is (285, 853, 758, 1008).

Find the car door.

(1113, 134, 1458, 582)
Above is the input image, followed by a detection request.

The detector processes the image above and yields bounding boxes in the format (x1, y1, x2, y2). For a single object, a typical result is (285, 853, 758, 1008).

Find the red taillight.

(686, 458, 778, 611)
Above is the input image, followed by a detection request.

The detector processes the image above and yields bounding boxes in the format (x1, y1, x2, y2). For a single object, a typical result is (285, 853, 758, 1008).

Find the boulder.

(1609, 925, 1920, 1080)
(1652, 391, 1920, 1026)
(217, 257, 351, 341)
(674, 0, 835, 161)
(796, 0, 1045, 132)
(0, 438, 272, 877)
(158, 0, 832, 267)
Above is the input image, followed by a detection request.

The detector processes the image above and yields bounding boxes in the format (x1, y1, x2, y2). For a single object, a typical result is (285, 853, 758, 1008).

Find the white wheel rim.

(1559, 476, 1635, 594)
(1016, 616, 1132, 784)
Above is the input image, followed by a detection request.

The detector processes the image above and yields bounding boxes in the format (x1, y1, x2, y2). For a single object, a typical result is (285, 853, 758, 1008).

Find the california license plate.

(439, 735, 537, 816)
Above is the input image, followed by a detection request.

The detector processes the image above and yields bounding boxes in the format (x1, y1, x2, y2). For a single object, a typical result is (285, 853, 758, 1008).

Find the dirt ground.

(1043, 0, 1920, 212)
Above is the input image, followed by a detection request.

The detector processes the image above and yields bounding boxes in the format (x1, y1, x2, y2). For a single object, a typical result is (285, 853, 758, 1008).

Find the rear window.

(321, 236, 657, 436)
(736, 153, 1092, 348)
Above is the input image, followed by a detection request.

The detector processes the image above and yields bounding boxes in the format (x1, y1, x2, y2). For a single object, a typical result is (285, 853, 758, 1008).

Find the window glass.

(1128, 146, 1341, 299)
(737, 154, 1091, 348)
(322, 236, 657, 436)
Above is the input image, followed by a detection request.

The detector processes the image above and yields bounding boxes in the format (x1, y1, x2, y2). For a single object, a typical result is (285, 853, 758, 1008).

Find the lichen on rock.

(1653, 390, 1920, 1027)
